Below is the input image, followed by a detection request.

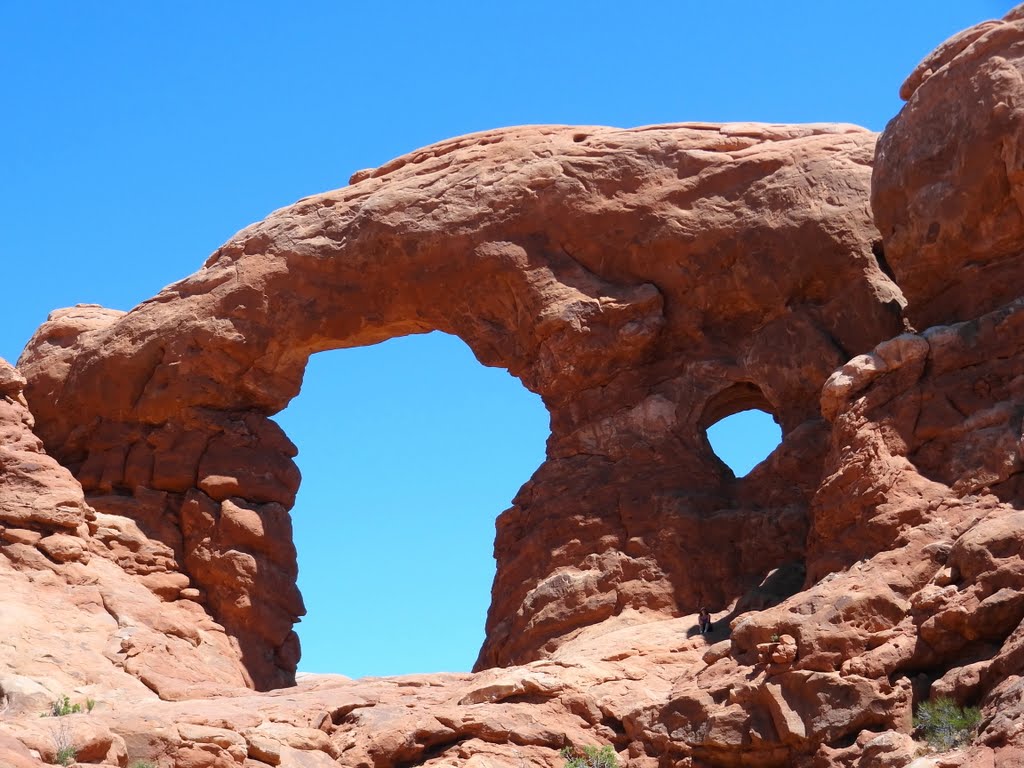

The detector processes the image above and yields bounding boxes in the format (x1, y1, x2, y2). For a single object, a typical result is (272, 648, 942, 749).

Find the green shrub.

(561, 744, 619, 768)
(55, 745, 77, 766)
(50, 716, 76, 766)
(130, 761, 157, 768)
(48, 695, 82, 717)
(914, 696, 981, 751)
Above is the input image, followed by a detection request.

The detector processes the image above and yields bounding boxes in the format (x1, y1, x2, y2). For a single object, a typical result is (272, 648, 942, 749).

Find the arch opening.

(706, 408, 782, 478)
(273, 331, 550, 678)
(702, 383, 782, 478)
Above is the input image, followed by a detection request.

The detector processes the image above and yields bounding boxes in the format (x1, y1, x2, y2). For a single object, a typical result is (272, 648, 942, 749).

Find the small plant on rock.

(561, 744, 619, 768)
(130, 761, 157, 768)
(914, 696, 981, 751)
(48, 695, 82, 717)
(51, 717, 77, 767)
(55, 744, 77, 767)
(52, 696, 78, 717)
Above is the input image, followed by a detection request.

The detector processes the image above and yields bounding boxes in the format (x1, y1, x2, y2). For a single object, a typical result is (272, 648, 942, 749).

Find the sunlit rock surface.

(4, 6, 1024, 767)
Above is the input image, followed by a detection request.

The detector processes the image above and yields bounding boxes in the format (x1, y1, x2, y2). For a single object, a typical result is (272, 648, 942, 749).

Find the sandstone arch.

(19, 122, 905, 688)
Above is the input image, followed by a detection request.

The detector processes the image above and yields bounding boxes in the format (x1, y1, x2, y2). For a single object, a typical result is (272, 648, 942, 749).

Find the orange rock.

(6, 10, 1024, 767)
(874, 9, 1024, 329)
(19, 121, 904, 686)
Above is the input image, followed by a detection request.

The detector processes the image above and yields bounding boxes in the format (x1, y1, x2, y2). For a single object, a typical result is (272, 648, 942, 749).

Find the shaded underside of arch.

(699, 382, 777, 431)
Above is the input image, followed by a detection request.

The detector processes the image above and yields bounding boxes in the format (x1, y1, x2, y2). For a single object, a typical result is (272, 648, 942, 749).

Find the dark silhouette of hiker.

(698, 606, 713, 635)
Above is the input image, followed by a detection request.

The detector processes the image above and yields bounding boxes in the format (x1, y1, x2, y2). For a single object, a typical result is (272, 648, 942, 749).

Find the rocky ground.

(4, 7, 1024, 768)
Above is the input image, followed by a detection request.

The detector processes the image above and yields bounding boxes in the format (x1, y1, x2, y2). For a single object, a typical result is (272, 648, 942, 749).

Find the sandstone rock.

(0, 361, 27, 401)
(38, 533, 87, 564)
(4, 10, 1024, 768)
(19, 123, 905, 686)
(458, 668, 564, 706)
(702, 639, 732, 665)
(0, 357, 257, 711)
(5, 715, 116, 764)
(140, 570, 192, 601)
(246, 733, 282, 765)
(858, 729, 918, 768)
(1, 528, 42, 546)
(0, 676, 59, 717)
(0, 730, 46, 768)
(177, 723, 248, 763)
(874, 8, 1024, 329)
(275, 745, 342, 767)
(810, 297, 1024, 578)
(770, 634, 798, 665)
(0, 358, 91, 533)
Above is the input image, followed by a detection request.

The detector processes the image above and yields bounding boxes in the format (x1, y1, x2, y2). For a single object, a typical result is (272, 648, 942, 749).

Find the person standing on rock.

(698, 607, 713, 635)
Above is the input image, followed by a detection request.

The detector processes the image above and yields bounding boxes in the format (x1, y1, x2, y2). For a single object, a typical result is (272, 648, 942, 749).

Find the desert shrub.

(55, 745, 77, 766)
(48, 695, 82, 717)
(130, 761, 157, 768)
(914, 696, 981, 751)
(51, 717, 76, 766)
(561, 744, 619, 768)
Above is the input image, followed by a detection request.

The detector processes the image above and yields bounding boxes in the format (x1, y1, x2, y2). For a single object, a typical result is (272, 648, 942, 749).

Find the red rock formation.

(3, 7, 1024, 767)
(19, 122, 904, 690)
(0, 357, 91, 536)
(0, 356, 252, 706)
(873, 8, 1024, 330)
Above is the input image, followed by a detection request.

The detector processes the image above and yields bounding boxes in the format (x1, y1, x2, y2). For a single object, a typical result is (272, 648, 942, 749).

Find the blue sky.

(1, 2, 1007, 677)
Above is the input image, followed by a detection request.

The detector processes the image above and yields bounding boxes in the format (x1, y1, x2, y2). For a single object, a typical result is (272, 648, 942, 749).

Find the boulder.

(874, 8, 1024, 329)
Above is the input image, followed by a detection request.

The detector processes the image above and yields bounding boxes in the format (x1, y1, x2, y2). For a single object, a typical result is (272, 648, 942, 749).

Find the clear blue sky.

(1, 2, 1007, 678)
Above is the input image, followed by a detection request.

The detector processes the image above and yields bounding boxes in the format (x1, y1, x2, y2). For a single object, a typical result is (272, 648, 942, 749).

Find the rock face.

(873, 4, 1024, 330)
(0, 357, 252, 702)
(3, 6, 1024, 768)
(19, 121, 903, 686)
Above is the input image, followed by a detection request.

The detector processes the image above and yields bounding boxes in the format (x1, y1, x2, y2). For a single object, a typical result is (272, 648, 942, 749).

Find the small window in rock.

(706, 408, 782, 478)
